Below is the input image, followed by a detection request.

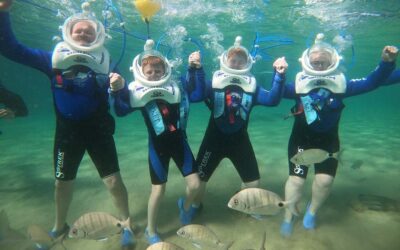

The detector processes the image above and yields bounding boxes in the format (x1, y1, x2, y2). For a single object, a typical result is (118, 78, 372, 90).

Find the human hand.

(0, 108, 15, 119)
(0, 0, 13, 11)
(109, 73, 125, 92)
(381, 46, 398, 62)
(188, 51, 201, 69)
(273, 57, 288, 74)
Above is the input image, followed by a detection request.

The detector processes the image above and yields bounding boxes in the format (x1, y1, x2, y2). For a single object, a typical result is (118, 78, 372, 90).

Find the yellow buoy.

(134, 0, 161, 21)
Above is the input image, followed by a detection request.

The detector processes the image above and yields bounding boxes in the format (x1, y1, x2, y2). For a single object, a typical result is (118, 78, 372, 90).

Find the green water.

(0, 1, 399, 250)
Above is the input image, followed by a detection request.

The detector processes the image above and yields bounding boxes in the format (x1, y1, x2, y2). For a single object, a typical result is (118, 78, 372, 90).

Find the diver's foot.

(303, 203, 316, 229)
(178, 197, 192, 225)
(121, 228, 135, 247)
(145, 228, 162, 245)
(178, 197, 202, 225)
(48, 223, 70, 239)
(280, 218, 294, 237)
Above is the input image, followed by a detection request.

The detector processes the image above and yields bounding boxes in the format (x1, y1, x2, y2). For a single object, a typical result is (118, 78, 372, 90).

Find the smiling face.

(142, 56, 166, 81)
(227, 48, 248, 70)
(70, 21, 96, 46)
(309, 51, 332, 71)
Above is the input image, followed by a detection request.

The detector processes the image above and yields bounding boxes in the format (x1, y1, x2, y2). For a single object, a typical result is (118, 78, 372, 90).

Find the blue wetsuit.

(111, 67, 205, 184)
(0, 12, 119, 180)
(283, 61, 395, 178)
(195, 70, 285, 182)
(382, 69, 400, 86)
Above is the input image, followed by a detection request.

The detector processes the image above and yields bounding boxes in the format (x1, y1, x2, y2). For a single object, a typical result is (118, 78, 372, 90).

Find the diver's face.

(71, 21, 96, 46)
(143, 63, 165, 81)
(309, 51, 332, 71)
(227, 54, 247, 70)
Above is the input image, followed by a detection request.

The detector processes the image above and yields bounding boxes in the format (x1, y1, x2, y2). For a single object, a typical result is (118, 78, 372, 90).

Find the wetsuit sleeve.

(282, 82, 296, 99)
(0, 12, 52, 77)
(344, 61, 395, 97)
(255, 71, 285, 106)
(0, 85, 28, 117)
(109, 84, 134, 117)
(183, 67, 206, 102)
(381, 69, 400, 86)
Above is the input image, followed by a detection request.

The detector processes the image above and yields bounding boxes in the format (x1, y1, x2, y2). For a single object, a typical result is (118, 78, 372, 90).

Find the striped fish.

(146, 241, 184, 250)
(27, 224, 53, 249)
(68, 212, 123, 240)
(177, 224, 232, 249)
(227, 188, 284, 216)
(290, 148, 340, 166)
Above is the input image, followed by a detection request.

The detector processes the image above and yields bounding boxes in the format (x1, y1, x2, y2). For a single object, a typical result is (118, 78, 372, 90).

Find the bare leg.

(183, 173, 200, 210)
(241, 179, 260, 189)
(147, 183, 165, 235)
(309, 173, 334, 215)
(193, 180, 207, 206)
(102, 172, 130, 222)
(53, 180, 74, 232)
(302, 173, 334, 229)
(103, 172, 134, 246)
(283, 176, 306, 222)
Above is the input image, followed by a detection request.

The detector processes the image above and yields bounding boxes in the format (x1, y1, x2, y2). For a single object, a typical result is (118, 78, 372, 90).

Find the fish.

(350, 159, 363, 170)
(177, 224, 233, 249)
(0, 210, 26, 240)
(146, 241, 184, 250)
(290, 148, 341, 166)
(27, 224, 54, 249)
(0, 210, 36, 250)
(350, 194, 400, 212)
(68, 212, 123, 240)
(227, 188, 285, 216)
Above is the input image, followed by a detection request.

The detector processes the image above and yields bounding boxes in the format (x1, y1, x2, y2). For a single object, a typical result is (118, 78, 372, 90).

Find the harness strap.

(55, 74, 63, 88)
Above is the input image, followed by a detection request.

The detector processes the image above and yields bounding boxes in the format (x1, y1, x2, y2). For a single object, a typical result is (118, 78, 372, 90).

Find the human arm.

(184, 51, 206, 102)
(255, 57, 287, 106)
(0, 84, 28, 118)
(0, 5, 52, 76)
(345, 46, 398, 97)
(108, 74, 134, 117)
(381, 69, 400, 86)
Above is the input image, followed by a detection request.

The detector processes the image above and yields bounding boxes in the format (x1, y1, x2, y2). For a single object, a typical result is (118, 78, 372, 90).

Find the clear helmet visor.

(220, 46, 253, 74)
(132, 50, 171, 87)
(62, 13, 105, 51)
(302, 42, 340, 75)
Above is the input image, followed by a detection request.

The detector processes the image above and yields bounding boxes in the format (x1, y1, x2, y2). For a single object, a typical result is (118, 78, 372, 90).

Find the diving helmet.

(220, 36, 254, 75)
(299, 33, 341, 76)
(61, 5, 106, 52)
(130, 39, 172, 87)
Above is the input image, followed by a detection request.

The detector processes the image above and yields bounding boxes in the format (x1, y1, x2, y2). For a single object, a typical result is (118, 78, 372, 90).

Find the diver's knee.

(314, 174, 334, 188)
(243, 179, 260, 188)
(54, 179, 74, 190)
(103, 173, 124, 191)
(288, 175, 306, 188)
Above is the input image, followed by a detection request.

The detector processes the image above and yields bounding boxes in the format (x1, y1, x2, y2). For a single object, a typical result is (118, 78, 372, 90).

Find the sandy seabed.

(1, 103, 399, 250)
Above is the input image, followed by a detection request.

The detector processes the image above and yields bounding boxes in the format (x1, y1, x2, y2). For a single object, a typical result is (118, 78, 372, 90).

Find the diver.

(190, 36, 288, 216)
(109, 40, 204, 245)
(0, 1, 135, 248)
(279, 33, 398, 237)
